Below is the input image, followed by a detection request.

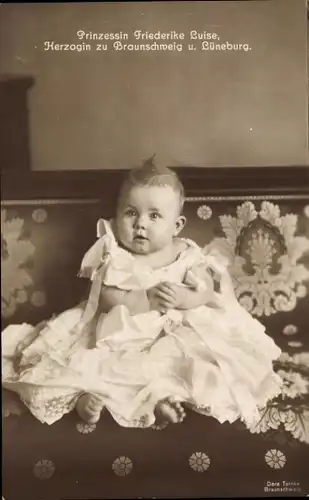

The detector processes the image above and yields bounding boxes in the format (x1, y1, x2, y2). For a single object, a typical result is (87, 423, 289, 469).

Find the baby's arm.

(99, 286, 150, 315)
(176, 286, 218, 310)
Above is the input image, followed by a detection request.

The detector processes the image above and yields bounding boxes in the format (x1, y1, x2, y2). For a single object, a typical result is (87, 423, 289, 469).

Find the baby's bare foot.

(75, 393, 105, 424)
(155, 397, 186, 425)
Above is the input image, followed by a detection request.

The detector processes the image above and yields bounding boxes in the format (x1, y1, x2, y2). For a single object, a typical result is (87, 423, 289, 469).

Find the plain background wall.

(0, 0, 308, 171)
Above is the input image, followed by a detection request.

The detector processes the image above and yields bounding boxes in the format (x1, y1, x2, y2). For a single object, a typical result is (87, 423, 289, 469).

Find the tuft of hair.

(119, 155, 185, 212)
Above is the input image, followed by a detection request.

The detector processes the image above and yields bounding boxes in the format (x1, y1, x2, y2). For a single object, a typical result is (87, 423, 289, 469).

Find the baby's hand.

(148, 282, 186, 312)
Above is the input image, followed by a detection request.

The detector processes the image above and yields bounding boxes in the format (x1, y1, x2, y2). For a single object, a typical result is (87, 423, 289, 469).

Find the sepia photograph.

(1, 1, 309, 498)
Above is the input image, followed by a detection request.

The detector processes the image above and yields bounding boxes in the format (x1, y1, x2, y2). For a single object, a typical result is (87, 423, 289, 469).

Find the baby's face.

(115, 185, 184, 255)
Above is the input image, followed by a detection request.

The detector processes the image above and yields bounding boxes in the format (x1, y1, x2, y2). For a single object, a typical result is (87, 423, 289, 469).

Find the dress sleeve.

(183, 246, 229, 293)
(78, 218, 143, 291)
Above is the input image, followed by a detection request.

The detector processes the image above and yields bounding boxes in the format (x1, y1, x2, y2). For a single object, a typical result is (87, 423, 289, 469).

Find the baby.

(76, 160, 219, 425)
(2, 158, 283, 429)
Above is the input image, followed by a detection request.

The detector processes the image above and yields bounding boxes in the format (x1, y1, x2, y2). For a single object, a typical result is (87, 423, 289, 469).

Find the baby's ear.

(175, 215, 186, 235)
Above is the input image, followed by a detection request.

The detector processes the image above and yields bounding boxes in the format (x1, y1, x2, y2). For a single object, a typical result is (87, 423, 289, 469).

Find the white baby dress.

(2, 219, 282, 428)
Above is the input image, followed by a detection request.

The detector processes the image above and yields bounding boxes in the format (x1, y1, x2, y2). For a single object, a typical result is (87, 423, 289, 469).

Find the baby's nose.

(134, 216, 147, 229)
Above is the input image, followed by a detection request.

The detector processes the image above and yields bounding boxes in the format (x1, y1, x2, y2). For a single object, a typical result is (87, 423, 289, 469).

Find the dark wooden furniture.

(0, 75, 34, 173)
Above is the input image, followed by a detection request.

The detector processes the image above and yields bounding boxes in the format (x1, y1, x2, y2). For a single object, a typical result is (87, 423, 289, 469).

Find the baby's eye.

(125, 209, 136, 217)
(150, 212, 161, 220)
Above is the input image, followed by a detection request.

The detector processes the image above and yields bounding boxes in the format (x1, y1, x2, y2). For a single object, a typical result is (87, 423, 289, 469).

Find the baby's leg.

(75, 393, 105, 424)
(155, 397, 186, 425)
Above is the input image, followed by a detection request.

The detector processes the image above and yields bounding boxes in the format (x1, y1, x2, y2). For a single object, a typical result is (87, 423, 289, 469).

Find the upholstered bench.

(2, 167, 309, 499)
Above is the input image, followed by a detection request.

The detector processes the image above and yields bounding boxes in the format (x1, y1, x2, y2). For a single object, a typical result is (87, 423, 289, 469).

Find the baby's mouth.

(134, 235, 148, 241)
